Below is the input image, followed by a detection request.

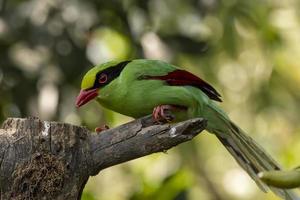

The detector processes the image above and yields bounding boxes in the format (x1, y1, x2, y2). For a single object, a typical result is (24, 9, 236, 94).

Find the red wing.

(145, 69, 222, 102)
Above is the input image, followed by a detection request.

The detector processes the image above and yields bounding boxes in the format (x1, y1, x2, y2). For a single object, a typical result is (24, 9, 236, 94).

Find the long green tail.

(207, 105, 298, 200)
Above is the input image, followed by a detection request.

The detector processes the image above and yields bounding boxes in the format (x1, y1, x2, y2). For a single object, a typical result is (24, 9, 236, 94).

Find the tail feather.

(216, 135, 268, 191)
(211, 110, 298, 200)
(229, 121, 280, 169)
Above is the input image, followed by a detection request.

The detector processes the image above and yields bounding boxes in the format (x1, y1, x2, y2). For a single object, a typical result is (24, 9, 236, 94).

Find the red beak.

(75, 88, 99, 107)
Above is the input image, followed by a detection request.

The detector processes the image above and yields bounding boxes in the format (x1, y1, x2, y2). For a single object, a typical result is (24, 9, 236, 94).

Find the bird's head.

(75, 60, 131, 107)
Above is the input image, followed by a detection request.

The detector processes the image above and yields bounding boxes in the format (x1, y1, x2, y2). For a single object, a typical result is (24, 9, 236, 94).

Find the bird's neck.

(96, 79, 127, 112)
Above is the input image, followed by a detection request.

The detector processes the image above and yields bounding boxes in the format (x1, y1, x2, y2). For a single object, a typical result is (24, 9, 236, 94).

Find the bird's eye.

(99, 74, 108, 84)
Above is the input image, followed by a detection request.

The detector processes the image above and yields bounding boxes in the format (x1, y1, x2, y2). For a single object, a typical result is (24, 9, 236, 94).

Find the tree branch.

(0, 116, 207, 199)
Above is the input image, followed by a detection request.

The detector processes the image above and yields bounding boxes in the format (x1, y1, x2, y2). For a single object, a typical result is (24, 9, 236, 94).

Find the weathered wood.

(0, 116, 206, 199)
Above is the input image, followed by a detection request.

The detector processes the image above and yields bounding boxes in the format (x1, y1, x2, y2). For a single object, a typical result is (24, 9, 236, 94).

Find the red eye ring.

(99, 74, 108, 84)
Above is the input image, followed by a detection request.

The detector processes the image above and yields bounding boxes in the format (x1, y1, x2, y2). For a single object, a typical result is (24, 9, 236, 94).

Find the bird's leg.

(95, 124, 110, 133)
(152, 106, 163, 121)
(152, 104, 185, 123)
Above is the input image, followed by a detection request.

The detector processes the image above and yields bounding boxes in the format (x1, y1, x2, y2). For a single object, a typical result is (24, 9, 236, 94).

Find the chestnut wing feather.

(145, 69, 222, 102)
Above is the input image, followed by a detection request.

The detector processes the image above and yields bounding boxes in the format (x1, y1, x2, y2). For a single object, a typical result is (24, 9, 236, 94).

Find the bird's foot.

(95, 124, 110, 133)
(152, 105, 177, 123)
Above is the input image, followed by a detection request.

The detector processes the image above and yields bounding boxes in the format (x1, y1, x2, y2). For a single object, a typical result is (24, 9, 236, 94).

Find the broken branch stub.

(0, 116, 207, 199)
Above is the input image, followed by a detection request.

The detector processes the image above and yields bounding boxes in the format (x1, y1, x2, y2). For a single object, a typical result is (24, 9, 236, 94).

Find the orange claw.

(152, 105, 175, 123)
(95, 125, 110, 133)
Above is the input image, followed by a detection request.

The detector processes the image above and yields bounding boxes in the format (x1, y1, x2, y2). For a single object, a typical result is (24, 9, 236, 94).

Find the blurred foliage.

(260, 168, 300, 189)
(1, 0, 300, 199)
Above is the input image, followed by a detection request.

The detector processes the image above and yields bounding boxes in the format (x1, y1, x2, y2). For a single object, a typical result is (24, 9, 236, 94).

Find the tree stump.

(0, 116, 207, 199)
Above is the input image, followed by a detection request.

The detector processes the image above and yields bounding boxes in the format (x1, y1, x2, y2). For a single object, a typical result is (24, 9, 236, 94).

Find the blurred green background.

(1, 0, 300, 199)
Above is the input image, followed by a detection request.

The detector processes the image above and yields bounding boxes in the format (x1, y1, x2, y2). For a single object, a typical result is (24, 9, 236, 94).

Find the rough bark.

(0, 116, 207, 200)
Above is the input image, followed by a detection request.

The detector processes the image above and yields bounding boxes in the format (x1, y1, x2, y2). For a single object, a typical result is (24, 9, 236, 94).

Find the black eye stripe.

(92, 60, 131, 89)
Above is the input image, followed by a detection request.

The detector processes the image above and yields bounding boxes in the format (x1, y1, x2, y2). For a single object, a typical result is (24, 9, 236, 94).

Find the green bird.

(76, 59, 296, 199)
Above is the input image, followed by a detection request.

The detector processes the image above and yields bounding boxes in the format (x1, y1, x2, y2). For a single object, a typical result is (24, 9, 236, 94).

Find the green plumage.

(79, 59, 297, 199)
